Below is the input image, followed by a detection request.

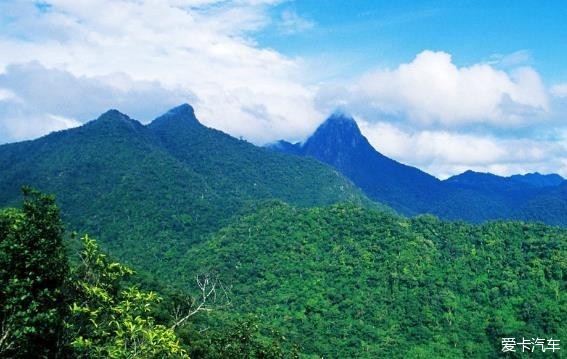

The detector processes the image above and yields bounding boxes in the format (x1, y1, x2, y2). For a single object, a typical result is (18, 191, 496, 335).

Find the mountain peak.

(149, 103, 200, 129)
(87, 109, 143, 132)
(166, 103, 196, 118)
(308, 112, 363, 145)
(320, 111, 359, 131)
(98, 109, 132, 122)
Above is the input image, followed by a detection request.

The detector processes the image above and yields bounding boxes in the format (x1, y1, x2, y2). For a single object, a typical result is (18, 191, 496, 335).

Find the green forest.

(0, 106, 565, 358)
(2, 0, 567, 357)
(1, 190, 565, 358)
(0, 190, 295, 358)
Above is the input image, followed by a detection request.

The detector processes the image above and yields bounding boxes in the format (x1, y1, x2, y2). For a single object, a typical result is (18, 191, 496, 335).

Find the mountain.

(147, 105, 372, 209)
(443, 170, 542, 209)
(443, 171, 567, 225)
(269, 113, 445, 214)
(269, 113, 566, 225)
(2, 106, 566, 358)
(183, 201, 567, 357)
(514, 181, 567, 225)
(268, 140, 303, 156)
(0, 104, 373, 278)
(510, 172, 565, 188)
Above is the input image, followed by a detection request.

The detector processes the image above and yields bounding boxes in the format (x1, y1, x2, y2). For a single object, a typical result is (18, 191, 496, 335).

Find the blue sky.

(0, 0, 566, 178)
(259, 0, 567, 82)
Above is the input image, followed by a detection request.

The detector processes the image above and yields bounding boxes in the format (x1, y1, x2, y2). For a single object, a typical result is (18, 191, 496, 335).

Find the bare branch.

(171, 272, 231, 330)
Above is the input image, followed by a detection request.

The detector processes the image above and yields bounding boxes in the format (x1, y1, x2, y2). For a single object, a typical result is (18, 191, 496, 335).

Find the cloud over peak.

(0, 2, 565, 178)
(325, 50, 549, 128)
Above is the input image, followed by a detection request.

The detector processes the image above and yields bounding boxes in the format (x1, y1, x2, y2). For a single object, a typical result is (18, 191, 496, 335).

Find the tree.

(171, 272, 231, 331)
(0, 188, 68, 358)
(67, 235, 188, 358)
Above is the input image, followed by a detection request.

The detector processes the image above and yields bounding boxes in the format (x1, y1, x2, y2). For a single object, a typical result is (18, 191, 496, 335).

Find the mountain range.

(0, 104, 565, 277)
(269, 112, 566, 225)
(0, 104, 370, 277)
(1, 104, 565, 357)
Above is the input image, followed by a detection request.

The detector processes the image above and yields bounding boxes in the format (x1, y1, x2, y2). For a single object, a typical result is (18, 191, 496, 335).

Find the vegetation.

(183, 202, 567, 358)
(0, 106, 564, 357)
(0, 191, 298, 358)
(2, 188, 566, 357)
(68, 235, 188, 358)
(271, 113, 567, 225)
(0, 188, 68, 357)
(0, 106, 373, 285)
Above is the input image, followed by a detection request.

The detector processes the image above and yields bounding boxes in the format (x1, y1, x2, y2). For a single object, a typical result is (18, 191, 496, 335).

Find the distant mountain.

(0, 104, 372, 277)
(268, 140, 303, 156)
(510, 172, 565, 188)
(514, 181, 567, 225)
(443, 170, 542, 209)
(269, 113, 445, 214)
(269, 113, 566, 225)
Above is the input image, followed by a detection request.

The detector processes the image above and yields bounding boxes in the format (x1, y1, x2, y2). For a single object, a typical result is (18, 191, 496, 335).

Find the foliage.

(1, 190, 297, 358)
(0, 106, 372, 283)
(183, 202, 567, 358)
(180, 314, 298, 359)
(67, 235, 188, 358)
(0, 188, 68, 358)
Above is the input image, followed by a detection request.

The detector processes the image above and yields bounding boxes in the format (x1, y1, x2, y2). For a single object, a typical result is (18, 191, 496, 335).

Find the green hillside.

(183, 202, 567, 358)
(0, 105, 372, 279)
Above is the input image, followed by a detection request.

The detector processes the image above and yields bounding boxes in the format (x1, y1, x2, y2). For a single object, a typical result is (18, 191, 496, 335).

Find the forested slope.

(183, 202, 567, 358)
(0, 105, 372, 278)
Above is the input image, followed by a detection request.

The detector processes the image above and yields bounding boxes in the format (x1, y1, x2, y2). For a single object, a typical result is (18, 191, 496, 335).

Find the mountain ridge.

(0, 104, 375, 278)
(269, 113, 566, 225)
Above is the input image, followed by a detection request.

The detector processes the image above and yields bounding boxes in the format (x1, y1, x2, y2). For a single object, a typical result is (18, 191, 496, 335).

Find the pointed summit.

(303, 112, 366, 154)
(324, 111, 358, 127)
(150, 103, 200, 130)
(165, 103, 197, 119)
(96, 109, 133, 122)
(269, 111, 442, 214)
(315, 112, 361, 137)
(84, 109, 144, 133)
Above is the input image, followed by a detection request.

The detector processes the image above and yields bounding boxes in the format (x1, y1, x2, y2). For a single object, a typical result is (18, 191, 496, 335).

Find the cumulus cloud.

(0, 1, 565, 179)
(319, 50, 549, 128)
(313, 50, 567, 178)
(0, 62, 194, 142)
(0, 0, 321, 144)
(358, 120, 567, 179)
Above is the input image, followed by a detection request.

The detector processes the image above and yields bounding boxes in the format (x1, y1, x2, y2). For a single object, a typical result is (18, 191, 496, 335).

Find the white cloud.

(326, 51, 566, 178)
(0, 62, 196, 142)
(358, 120, 567, 179)
(320, 50, 550, 128)
(0, 88, 20, 102)
(0, 0, 321, 144)
(0, 1, 564, 179)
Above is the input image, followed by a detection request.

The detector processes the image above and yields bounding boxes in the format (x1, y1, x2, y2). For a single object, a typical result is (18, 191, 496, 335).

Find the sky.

(0, 0, 566, 179)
